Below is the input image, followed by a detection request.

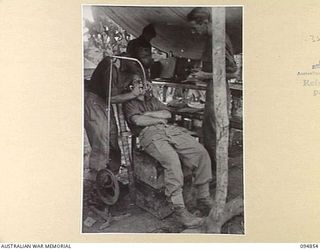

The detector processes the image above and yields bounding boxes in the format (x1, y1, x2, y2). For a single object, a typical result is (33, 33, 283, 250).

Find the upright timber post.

(202, 7, 244, 233)
(211, 7, 229, 217)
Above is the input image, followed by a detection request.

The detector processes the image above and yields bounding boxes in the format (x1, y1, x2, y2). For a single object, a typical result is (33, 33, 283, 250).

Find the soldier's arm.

(143, 110, 171, 119)
(131, 114, 167, 126)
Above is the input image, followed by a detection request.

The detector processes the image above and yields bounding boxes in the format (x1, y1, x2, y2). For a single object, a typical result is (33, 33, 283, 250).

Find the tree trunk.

(202, 196, 243, 233)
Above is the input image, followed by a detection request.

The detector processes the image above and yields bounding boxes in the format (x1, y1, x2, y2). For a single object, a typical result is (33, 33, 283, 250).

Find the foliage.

(83, 14, 167, 67)
(83, 16, 132, 65)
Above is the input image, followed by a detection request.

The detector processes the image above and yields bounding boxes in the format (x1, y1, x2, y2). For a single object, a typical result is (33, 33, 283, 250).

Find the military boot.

(173, 207, 203, 228)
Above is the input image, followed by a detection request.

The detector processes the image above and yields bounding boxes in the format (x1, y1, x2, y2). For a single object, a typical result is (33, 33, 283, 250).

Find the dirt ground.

(82, 138, 244, 234)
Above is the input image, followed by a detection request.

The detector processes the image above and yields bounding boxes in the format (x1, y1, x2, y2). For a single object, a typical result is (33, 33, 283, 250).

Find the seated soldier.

(123, 75, 214, 228)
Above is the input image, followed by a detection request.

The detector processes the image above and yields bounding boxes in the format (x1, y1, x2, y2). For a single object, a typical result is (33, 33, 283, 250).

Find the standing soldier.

(186, 7, 238, 173)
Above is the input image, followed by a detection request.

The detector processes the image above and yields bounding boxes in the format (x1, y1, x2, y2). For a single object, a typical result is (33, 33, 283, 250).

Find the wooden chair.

(115, 104, 193, 219)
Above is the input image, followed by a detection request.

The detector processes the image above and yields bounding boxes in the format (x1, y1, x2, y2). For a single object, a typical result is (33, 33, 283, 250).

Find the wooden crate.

(135, 182, 173, 219)
(133, 149, 165, 190)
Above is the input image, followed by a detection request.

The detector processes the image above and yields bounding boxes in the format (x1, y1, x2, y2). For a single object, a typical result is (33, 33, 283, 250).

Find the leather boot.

(173, 207, 203, 228)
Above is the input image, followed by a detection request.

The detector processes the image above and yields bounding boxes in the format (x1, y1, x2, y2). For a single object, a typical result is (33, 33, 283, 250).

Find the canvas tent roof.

(91, 6, 242, 60)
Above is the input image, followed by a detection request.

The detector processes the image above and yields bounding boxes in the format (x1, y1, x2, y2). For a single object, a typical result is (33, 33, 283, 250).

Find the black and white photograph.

(82, 5, 243, 234)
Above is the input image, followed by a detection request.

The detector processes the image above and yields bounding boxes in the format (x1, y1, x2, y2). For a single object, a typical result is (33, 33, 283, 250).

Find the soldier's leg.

(171, 132, 212, 199)
(84, 93, 109, 171)
(203, 80, 217, 173)
(142, 138, 185, 208)
(143, 137, 203, 227)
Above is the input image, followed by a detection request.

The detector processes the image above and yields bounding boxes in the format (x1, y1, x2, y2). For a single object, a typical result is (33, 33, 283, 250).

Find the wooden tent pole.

(202, 7, 244, 233)
(211, 7, 229, 216)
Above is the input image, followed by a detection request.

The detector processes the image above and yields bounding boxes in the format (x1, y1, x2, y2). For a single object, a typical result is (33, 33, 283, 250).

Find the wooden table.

(151, 80, 243, 130)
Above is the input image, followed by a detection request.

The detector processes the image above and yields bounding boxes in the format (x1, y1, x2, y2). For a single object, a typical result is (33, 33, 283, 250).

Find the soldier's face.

(189, 20, 208, 35)
(131, 75, 144, 89)
(136, 48, 152, 68)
